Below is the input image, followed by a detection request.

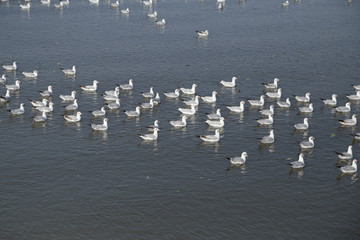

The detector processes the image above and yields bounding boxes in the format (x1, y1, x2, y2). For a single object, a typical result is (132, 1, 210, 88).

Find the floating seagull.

(22, 70, 39, 78)
(2, 61, 17, 71)
(5, 80, 21, 91)
(80, 80, 99, 92)
(335, 145, 353, 160)
(143, 0, 153, 6)
(346, 91, 360, 101)
(335, 102, 351, 113)
(121, 8, 130, 14)
(266, 88, 282, 99)
(103, 93, 119, 101)
(298, 103, 314, 113)
(156, 19, 166, 26)
(260, 105, 274, 116)
(29, 98, 47, 107)
(220, 76, 237, 87)
(217, 3, 223, 10)
(111, 1, 119, 8)
(140, 99, 154, 109)
(107, 98, 120, 110)
(60, 91, 76, 101)
(339, 159, 357, 174)
(282, 0, 289, 7)
(8, 103, 25, 115)
(64, 111, 82, 122)
(321, 94, 337, 106)
(124, 106, 141, 117)
(295, 92, 311, 103)
(277, 98, 291, 108)
(90, 118, 109, 131)
(178, 104, 196, 115)
(196, 30, 209, 37)
(290, 154, 305, 169)
(170, 116, 187, 128)
(139, 128, 160, 141)
(352, 84, 360, 91)
(0, 74, 6, 84)
(36, 102, 54, 113)
(61, 0, 69, 5)
(61, 65, 76, 75)
(54, 1, 64, 8)
(338, 114, 357, 126)
(260, 129, 275, 144)
(183, 96, 200, 106)
(197, 129, 220, 142)
(0, 90, 11, 103)
(119, 79, 134, 90)
(164, 89, 180, 98)
(263, 78, 279, 89)
(147, 120, 160, 131)
(90, 107, 106, 117)
(300, 136, 315, 149)
(180, 84, 197, 95)
(33, 111, 47, 123)
(257, 115, 274, 125)
(201, 91, 217, 103)
(226, 101, 246, 113)
(147, 11, 157, 18)
(248, 95, 265, 107)
(141, 87, 154, 98)
(227, 152, 248, 165)
(64, 99, 78, 111)
(40, 85, 53, 97)
(19, 3, 31, 9)
(207, 109, 221, 120)
(217, 0, 225, 3)
(294, 118, 309, 130)
(206, 117, 225, 128)
(40, 0, 51, 4)
(153, 93, 161, 105)
(89, 0, 100, 4)
(104, 87, 120, 97)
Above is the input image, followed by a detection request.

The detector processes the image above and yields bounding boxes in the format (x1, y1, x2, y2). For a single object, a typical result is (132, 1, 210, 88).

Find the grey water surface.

(1, 0, 360, 239)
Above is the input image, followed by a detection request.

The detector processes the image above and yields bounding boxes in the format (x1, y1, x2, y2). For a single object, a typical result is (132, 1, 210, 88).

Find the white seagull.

(22, 70, 39, 78)
(54, 1, 64, 8)
(147, 11, 157, 18)
(248, 95, 265, 107)
(19, 3, 31, 9)
(143, 0, 153, 6)
(266, 88, 282, 99)
(170, 116, 187, 128)
(201, 91, 217, 103)
(64, 111, 82, 122)
(140, 99, 154, 109)
(0, 90, 11, 103)
(197, 129, 220, 142)
(206, 117, 225, 128)
(141, 87, 154, 98)
(5, 80, 21, 91)
(124, 106, 141, 117)
(321, 94, 337, 106)
(298, 103, 314, 113)
(207, 109, 221, 120)
(40, 85, 53, 97)
(183, 96, 200, 106)
(164, 89, 180, 98)
(0, 74, 6, 84)
(282, 0, 289, 7)
(294, 118, 309, 130)
(180, 84, 197, 95)
(8, 103, 25, 115)
(60, 91, 76, 101)
(153, 93, 161, 105)
(335, 102, 351, 113)
(147, 120, 160, 131)
(263, 78, 279, 89)
(339, 159, 358, 174)
(139, 128, 160, 141)
(119, 79, 134, 90)
(107, 98, 121, 110)
(156, 19, 166, 26)
(91, 118, 109, 131)
(335, 145, 353, 160)
(64, 99, 78, 111)
(104, 87, 120, 96)
(300, 136, 315, 149)
(260, 105, 274, 116)
(178, 104, 196, 115)
(36, 102, 54, 113)
(227, 152, 248, 165)
(33, 112, 47, 123)
(111, 1, 119, 8)
(346, 91, 360, 101)
(80, 80, 99, 92)
(260, 129, 275, 144)
(290, 154, 305, 169)
(338, 114, 357, 126)
(277, 98, 291, 108)
(295, 92, 311, 103)
(29, 98, 47, 107)
(226, 101, 246, 113)
(61, 65, 76, 75)
(2, 61, 17, 71)
(90, 107, 106, 117)
(257, 115, 274, 125)
(121, 8, 129, 14)
(220, 76, 237, 87)
(196, 30, 209, 37)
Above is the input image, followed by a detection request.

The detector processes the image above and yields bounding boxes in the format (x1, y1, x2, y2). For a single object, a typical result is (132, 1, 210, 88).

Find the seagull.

(248, 95, 265, 107)
(178, 104, 196, 115)
(206, 117, 225, 128)
(183, 96, 200, 106)
(266, 88, 282, 99)
(321, 94, 337, 106)
(196, 30, 209, 37)
(277, 98, 291, 108)
(197, 129, 220, 142)
(170, 116, 187, 128)
(220, 76, 237, 87)
(227, 152, 248, 165)
(60, 0, 69, 5)
(300, 136, 315, 149)
(338, 114, 357, 126)
(257, 115, 274, 125)
(353, 133, 360, 141)
(153, 93, 161, 105)
(104, 87, 120, 96)
(226, 101, 246, 113)
(295, 92, 311, 103)
(139, 128, 160, 141)
(36, 102, 54, 113)
(140, 99, 154, 109)
(111, 1, 119, 7)
(260, 129, 275, 144)
(33, 112, 47, 123)
(294, 118, 309, 130)
(218, 3, 223, 9)
(5, 80, 21, 91)
(180, 84, 197, 95)
(262, 78, 279, 89)
(89, 0, 100, 4)
(61, 65, 76, 75)
(119, 79, 134, 90)
(282, 0, 289, 7)
(207, 109, 221, 120)
(40, 85, 53, 97)
(64, 99, 78, 111)
(335, 145, 353, 160)
(346, 91, 360, 101)
(147, 120, 160, 131)
(121, 8, 130, 14)
(352, 84, 360, 91)
(90, 107, 106, 117)
(2, 61, 17, 71)
(260, 105, 274, 116)
(0, 90, 11, 103)
(40, 0, 51, 4)
(8, 103, 25, 115)
(107, 98, 120, 109)
(90, 118, 109, 131)
(19, 3, 31, 9)
(156, 19, 166, 26)
(0, 74, 7, 84)
(335, 102, 351, 113)
(54, 1, 64, 8)
(80, 80, 99, 92)
(141, 87, 154, 98)
(22, 70, 39, 78)
(164, 89, 180, 98)
(290, 154, 305, 169)
(124, 106, 141, 117)
(143, 0, 153, 6)
(298, 103, 314, 113)
(200, 91, 217, 103)
(64, 111, 82, 122)
(103, 93, 119, 101)
(147, 11, 157, 18)
(60, 91, 76, 101)
(29, 98, 47, 107)
(339, 159, 358, 174)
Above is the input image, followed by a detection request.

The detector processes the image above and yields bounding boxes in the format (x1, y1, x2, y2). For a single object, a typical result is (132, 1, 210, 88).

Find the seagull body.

(248, 95, 265, 107)
(294, 118, 309, 130)
(220, 77, 237, 87)
(2, 61, 17, 71)
(5, 80, 21, 91)
(60, 91, 76, 101)
(29, 98, 47, 107)
(119, 79, 133, 90)
(61, 65, 76, 75)
(201, 91, 217, 103)
(266, 88, 282, 99)
(170, 116, 187, 128)
(19, 3, 31, 9)
(335, 145, 353, 160)
(321, 94, 337, 106)
(352, 84, 360, 91)
(121, 8, 129, 14)
(298, 103, 314, 113)
(335, 102, 351, 113)
(346, 91, 360, 101)
(103, 94, 119, 101)
(183, 96, 200, 106)
(90, 107, 106, 117)
(339, 159, 358, 174)
(277, 98, 291, 108)
(206, 117, 225, 128)
(141, 99, 154, 109)
(8, 103, 25, 115)
(36, 102, 54, 113)
(124, 106, 141, 117)
(111, 1, 119, 8)
(156, 19, 166, 26)
(22, 70, 39, 78)
(64, 111, 82, 122)
(300, 136, 315, 149)
(89, 0, 100, 4)
(80, 80, 99, 92)
(142, 87, 154, 98)
(164, 89, 180, 98)
(197, 129, 220, 142)
(207, 109, 221, 120)
(295, 92, 311, 103)
(178, 104, 196, 115)
(139, 128, 160, 141)
(282, 0, 289, 7)
(260, 105, 274, 116)
(41, 0, 51, 4)
(263, 78, 279, 89)
(143, 0, 153, 6)
(260, 129, 275, 144)
(40, 85, 53, 97)
(0, 74, 6, 84)
(227, 152, 248, 165)
(61, 0, 69, 5)
(147, 120, 160, 131)
(226, 101, 245, 113)
(339, 114, 357, 126)
(148, 11, 157, 18)
(290, 154, 305, 169)
(107, 98, 120, 109)
(104, 87, 120, 96)
(0, 90, 11, 103)
(180, 84, 197, 95)
(91, 118, 109, 131)
(65, 99, 78, 111)
(54, 1, 64, 8)
(196, 30, 209, 37)
(33, 112, 47, 123)
(257, 115, 273, 125)
(153, 93, 161, 105)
